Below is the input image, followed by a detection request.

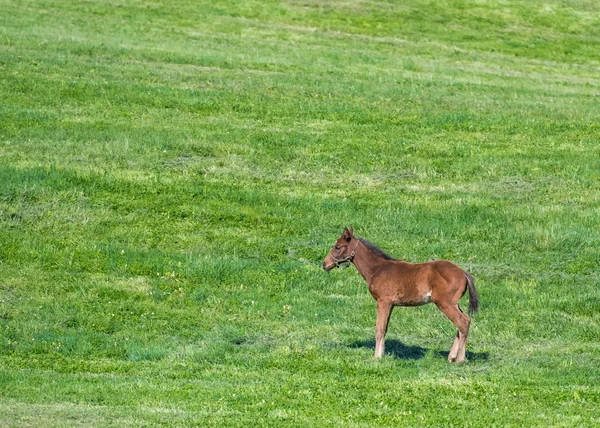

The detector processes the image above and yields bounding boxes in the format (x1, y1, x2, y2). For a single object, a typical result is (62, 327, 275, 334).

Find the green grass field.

(1, 0, 600, 425)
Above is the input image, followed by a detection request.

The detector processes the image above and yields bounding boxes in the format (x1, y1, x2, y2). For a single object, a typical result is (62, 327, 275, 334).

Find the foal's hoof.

(448, 355, 457, 363)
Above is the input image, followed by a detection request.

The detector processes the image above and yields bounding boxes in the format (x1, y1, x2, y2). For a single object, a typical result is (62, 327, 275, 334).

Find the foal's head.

(322, 227, 358, 271)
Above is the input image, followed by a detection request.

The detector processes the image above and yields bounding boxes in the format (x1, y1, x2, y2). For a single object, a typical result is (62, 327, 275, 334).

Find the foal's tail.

(465, 272, 479, 316)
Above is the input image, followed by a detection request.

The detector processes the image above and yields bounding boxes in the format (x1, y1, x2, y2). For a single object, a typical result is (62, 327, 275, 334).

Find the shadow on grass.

(349, 339, 489, 361)
(436, 349, 490, 361)
(349, 339, 426, 360)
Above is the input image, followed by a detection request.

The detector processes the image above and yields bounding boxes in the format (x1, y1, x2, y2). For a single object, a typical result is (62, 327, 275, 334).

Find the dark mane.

(358, 237, 398, 261)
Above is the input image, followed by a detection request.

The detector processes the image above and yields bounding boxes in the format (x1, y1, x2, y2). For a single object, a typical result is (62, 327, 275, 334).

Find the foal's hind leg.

(448, 331, 460, 361)
(436, 303, 470, 363)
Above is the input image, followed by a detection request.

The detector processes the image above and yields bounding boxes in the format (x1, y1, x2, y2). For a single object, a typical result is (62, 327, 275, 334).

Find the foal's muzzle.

(322, 255, 336, 271)
(322, 261, 335, 271)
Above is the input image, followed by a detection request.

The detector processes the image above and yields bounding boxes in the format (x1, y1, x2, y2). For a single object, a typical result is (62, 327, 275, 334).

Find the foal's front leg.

(374, 301, 393, 359)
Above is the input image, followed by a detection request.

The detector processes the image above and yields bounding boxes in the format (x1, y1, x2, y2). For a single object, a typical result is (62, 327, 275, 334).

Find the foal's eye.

(335, 246, 340, 251)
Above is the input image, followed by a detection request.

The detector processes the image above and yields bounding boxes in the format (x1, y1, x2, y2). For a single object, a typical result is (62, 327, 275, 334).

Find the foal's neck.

(352, 239, 390, 283)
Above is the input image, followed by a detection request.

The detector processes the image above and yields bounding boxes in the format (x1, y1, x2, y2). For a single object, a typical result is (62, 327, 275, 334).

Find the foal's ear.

(342, 227, 354, 241)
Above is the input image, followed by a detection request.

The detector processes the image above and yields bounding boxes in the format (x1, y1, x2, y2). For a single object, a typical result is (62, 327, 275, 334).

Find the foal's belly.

(370, 286, 432, 306)
(394, 296, 431, 307)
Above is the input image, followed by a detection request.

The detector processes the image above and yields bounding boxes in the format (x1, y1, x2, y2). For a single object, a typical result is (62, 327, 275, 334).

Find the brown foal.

(323, 227, 479, 363)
